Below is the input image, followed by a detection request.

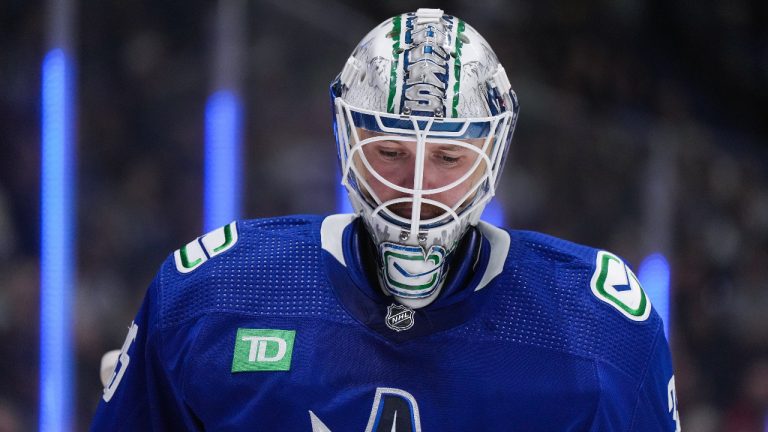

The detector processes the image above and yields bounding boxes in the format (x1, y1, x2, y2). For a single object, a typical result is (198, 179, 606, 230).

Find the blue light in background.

(481, 198, 504, 227)
(40, 48, 75, 432)
(204, 90, 243, 232)
(638, 253, 671, 339)
(337, 180, 353, 214)
(763, 412, 767, 432)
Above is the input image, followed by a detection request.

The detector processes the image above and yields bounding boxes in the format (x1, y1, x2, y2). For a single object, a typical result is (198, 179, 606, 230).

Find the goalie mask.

(331, 9, 519, 308)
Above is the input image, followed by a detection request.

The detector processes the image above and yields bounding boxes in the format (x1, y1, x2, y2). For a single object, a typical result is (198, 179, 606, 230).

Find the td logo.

(231, 329, 295, 372)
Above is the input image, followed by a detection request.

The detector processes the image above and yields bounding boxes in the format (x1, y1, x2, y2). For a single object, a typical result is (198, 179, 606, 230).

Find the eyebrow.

(371, 141, 471, 152)
(436, 144, 462, 151)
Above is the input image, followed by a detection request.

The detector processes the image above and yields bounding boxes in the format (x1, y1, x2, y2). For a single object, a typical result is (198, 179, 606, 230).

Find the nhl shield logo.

(385, 303, 415, 332)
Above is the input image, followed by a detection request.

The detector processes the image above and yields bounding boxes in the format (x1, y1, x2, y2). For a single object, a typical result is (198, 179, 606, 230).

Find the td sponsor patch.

(231, 329, 296, 372)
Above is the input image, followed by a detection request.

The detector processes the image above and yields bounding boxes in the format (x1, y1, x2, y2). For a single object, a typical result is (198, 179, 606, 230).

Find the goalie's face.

(355, 129, 488, 221)
(334, 98, 516, 246)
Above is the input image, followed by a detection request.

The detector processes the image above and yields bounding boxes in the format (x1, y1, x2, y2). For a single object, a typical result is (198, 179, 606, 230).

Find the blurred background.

(1, 0, 767, 430)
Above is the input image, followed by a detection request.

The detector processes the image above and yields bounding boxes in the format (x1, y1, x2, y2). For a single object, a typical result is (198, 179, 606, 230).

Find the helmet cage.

(333, 93, 517, 245)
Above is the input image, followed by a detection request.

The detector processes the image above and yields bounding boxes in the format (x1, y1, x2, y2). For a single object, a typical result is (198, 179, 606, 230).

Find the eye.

(440, 154, 460, 164)
(434, 151, 462, 166)
(379, 149, 405, 160)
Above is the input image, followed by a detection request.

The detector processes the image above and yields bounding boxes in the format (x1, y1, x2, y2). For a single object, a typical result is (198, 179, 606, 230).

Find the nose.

(420, 161, 441, 192)
(392, 163, 415, 190)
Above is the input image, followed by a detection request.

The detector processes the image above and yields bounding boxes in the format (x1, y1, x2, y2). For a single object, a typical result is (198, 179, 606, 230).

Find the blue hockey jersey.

(91, 214, 680, 431)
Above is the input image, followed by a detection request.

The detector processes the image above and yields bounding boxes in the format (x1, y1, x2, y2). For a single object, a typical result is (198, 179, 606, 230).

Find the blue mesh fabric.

(94, 215, 672, 430)
(156, 216, 659, 383)
(158, 215, 353, 329)
(457, 230, 661, 383)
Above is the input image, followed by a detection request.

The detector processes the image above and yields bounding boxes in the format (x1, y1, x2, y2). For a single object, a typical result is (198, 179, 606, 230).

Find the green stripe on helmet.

(386, 15, 402, 113)
(451, 20, 465, 118)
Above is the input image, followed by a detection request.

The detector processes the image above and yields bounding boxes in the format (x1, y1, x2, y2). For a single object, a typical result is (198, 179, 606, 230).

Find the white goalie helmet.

(331, 9, 519, 308)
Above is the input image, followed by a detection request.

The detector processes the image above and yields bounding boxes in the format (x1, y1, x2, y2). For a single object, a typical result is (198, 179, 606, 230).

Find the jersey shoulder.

(507, 229, 597, 266)
(487, 229, 664, 380)
(507, 229, 654, 322)
(167, 214, 326, 275)
(153, 215, 346, 330)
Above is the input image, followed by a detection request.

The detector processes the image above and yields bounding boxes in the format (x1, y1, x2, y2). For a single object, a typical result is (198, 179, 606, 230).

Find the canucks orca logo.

(309, 387, 422, 432)
(380, 242, 447, 299)
(590, 251, 652, 321)
(174, 222, 238, 273)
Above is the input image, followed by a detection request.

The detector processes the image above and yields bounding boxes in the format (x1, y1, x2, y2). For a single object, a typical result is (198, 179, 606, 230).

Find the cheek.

(431, 182, 471, 207)
(367, 163, 403, 184)
(426, 165, 484, 207)
(356, 158, 404, 202)
(360, 156, 414, 196)
(364, 172, 396, 200)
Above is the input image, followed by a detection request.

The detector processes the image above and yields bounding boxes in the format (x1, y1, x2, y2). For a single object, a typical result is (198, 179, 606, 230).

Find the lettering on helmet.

(406, 61, 446, 88)
(404, 84, 443, 112)
(402, 15, 453, 116)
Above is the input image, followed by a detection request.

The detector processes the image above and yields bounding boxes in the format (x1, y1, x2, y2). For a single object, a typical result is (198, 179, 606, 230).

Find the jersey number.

(103, 322, 139, 402)
(668, 375, 681, 432)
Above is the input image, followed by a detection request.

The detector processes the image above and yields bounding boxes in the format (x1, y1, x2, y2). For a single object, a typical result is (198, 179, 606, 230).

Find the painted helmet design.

(330, 9, 519, 308)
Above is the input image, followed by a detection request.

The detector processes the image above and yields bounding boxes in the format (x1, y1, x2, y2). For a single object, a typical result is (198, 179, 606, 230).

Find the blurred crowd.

(1, 1, 766, 430)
